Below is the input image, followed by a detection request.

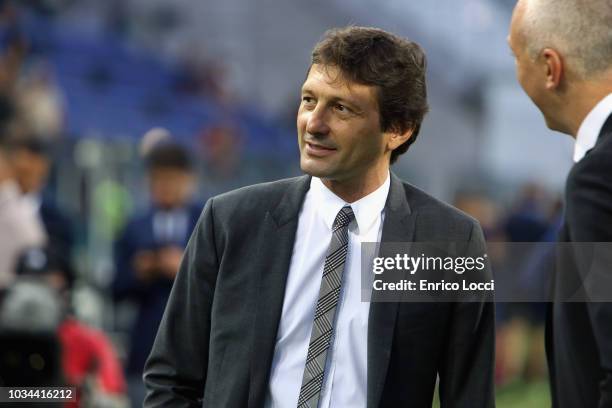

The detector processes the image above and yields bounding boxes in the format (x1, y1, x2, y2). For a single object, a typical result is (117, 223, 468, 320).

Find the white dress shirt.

(153, 209, 189, 243)
(264, 173, 390, 408)
(0, 180, 46, 288)
(574, 92, 612, 162)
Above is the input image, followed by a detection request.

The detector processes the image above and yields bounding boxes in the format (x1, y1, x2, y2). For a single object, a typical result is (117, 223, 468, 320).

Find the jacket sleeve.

(143, 198, 220, 407)
(566, 154, 612, 408)
(438, 222, 495, 408)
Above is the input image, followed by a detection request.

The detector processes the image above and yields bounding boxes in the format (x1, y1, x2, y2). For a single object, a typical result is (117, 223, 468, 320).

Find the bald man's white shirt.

(574, 92, 612, 162)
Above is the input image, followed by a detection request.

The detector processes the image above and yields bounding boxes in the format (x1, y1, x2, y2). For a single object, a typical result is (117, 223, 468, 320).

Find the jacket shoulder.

(208, 175, 307, 219)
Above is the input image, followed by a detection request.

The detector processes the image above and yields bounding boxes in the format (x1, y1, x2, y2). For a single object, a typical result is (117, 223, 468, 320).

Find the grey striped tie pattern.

(297, 206, 355, 408)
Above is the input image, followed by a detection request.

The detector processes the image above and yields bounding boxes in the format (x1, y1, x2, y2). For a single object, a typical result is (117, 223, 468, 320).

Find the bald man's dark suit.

(143, 173, 495, 408)
(548, 114, 612, 408)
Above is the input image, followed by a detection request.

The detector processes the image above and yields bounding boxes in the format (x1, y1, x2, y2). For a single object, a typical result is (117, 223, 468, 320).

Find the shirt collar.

(310, 172, 391, 234)
(574, 92, 612, 162)
(22, 192, 42, 212)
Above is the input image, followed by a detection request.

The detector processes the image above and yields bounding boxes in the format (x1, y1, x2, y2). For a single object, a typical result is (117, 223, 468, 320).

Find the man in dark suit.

(509, 1, 612, 406)
(144, 26, 494, 407)
(113, 142, 202, 407)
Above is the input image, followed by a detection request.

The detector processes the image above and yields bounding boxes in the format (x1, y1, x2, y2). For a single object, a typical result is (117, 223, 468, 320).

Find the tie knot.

(332, 206, 354, 232)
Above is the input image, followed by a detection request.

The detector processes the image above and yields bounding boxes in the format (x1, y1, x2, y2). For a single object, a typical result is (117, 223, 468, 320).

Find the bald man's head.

(515, 0, 612, 78)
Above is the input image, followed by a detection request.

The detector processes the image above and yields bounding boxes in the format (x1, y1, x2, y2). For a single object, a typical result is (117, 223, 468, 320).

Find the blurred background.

(0, 0, 573, 406)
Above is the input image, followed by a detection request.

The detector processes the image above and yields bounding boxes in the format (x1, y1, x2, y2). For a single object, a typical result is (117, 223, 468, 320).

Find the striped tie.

(297, 206, 355, 408)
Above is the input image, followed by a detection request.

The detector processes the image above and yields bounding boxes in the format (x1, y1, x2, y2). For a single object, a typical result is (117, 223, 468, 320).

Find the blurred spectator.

(453, 190, 504, 241)
(0, 1, 27, 95)
(199, 123, 243, 179)
(14, 246, 128, 407)
(15, 62, 66, 141)
(111, 141, 201, 407)
(504, 183, 549, 243)
(495, 184, 557, 387)
(10, 136, 75, 260)
(0, 133, 46, 288)
(175, 55, 230, 103)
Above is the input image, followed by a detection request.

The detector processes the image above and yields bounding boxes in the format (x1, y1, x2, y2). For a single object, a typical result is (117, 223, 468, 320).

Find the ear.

(385, 126, 414, 152)
(542, 48, 563, 90)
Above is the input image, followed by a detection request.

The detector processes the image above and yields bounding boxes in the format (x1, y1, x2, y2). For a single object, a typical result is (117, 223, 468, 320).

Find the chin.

(300, 159, 333, 179)
(300, 163, 326, 177)
(543, 115, 569, 135)
(543, 116, 556, 130)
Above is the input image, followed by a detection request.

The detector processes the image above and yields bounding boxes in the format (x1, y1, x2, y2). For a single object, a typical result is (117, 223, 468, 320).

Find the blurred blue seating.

(19, 10, 294, 156)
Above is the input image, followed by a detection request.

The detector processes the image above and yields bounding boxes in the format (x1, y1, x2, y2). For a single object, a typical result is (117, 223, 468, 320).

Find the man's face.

(297, 64, 390, 184)
(509, 1, 557, 130)
(12, 149, 50, 194)
(149, 167, 194, 209)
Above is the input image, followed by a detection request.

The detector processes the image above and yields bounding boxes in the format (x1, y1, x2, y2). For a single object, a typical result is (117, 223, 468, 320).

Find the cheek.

(516, 61, 537, 93)
(515, 62, 527, 86)
(296, 111, 308, 135)
(347, 128, 383, 162)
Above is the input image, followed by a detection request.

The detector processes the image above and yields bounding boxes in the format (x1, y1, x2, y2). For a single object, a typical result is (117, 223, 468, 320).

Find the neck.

(321, 167, 389, 203)
(562, 75, 612, 137)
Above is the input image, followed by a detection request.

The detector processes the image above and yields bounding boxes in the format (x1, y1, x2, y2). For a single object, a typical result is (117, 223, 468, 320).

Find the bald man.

(509, 1, 612, 406)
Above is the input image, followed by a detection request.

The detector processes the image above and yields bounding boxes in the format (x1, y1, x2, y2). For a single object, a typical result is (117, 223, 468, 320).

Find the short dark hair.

(9, 136, 51, 157)
(311, 26, 429, 164)
(146, 143, 193, 171)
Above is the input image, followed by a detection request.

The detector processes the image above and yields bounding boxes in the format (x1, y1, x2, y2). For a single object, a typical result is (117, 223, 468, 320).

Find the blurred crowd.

(454, 185, 563, 391)
(0, 2, 211, 407)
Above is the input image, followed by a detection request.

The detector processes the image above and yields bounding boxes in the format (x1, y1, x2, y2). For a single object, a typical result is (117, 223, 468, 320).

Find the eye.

(302, 96, 314, 104)
(335, 104, 349, 113)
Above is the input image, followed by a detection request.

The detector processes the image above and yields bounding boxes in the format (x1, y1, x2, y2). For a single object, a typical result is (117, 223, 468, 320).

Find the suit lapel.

(248, 175, 311, 407)
(367, 173, 417, 408)
(597, 113, 612, 144)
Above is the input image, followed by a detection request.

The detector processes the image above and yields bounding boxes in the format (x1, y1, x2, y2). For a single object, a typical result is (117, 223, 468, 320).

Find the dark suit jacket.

(39, 196, 74, 256)
(548, 114, 612, 408)
(143, 173, 495, 407)
(112, 204, 201, 375)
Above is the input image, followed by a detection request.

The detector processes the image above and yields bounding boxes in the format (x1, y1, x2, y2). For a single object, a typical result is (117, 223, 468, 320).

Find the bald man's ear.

(542, 48, 563, 90)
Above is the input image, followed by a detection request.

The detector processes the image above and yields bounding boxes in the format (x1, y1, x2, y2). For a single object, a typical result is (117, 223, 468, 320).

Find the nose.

(305, 105, 331, 137)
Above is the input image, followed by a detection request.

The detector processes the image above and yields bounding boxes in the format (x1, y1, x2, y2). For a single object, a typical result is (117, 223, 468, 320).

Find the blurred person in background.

(13, 247, 128, 407)
(14, 62, 66, 141)
(0, 132, 45, 289)
(112, 141, 201, 407)
(0, 0, 27, 126)
(496, 185, 553, 387)
(509, 0, 612, 406)
(144, 26, 494, 408)
(10, 136, 75, 261)
(199, 123, 243, 180)
(500, 184, 550, 377)
(0, 0, 44, 289)
(452, 190, 504, 241)
(504, 184, 549, 244)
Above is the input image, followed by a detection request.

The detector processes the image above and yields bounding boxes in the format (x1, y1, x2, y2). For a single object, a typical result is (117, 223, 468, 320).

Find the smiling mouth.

(307, 142, 335, 150)
(304, 142, 337, 157)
